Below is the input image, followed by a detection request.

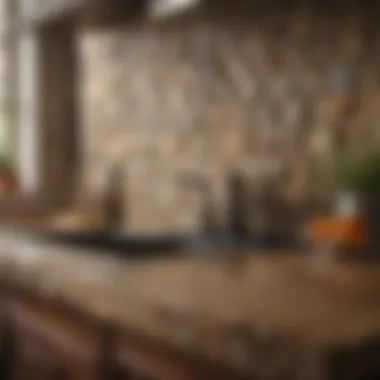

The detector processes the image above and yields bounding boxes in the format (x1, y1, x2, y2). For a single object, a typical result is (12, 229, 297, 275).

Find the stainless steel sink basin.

(29, 230, 184, 255)
(25, 229, 301, 258)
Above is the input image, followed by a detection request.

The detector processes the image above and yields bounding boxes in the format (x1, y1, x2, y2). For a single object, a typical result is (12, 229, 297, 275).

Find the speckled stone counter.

(1, 229, 380, 377)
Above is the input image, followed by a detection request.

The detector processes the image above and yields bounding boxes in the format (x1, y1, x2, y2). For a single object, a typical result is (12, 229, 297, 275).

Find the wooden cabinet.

(11, 324, 59, 380)
(2, 295, 249, 380)
(113, 332, 249, 380)
(7, 297, 102, 380)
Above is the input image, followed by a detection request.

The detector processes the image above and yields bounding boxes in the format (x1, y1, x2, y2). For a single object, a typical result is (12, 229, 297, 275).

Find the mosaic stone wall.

(80, 1, 380, 232)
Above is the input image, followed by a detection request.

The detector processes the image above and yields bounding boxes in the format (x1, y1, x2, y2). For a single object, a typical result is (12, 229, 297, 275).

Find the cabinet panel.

(5, 295, 249, 380)
(8, 296, 101, 380)
(11, 323, 59, 380)
(115, 333, 249, 380)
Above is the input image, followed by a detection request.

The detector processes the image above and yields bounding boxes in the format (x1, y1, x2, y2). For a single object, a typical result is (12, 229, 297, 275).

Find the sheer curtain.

(0, 0, 11, 156)
(0, 0, 40, 194)
(17, 0, 40, 193)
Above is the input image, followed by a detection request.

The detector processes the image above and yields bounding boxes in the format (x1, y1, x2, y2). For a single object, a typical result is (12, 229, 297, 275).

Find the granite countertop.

(1, 230, 380, 373)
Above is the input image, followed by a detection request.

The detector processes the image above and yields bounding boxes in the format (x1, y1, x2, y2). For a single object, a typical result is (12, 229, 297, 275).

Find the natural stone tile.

(79, 2, 380, 231)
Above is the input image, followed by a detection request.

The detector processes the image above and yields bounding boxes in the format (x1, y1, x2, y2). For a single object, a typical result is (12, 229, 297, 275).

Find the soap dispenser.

(225, 171, 249, 239)
(103, 164, 125, 231)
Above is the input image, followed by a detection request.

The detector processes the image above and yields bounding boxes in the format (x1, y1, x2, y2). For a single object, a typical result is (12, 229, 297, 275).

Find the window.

(150, 0, 202, 18)
(0, 0, 12, 157)
(0, 0, 40, 193)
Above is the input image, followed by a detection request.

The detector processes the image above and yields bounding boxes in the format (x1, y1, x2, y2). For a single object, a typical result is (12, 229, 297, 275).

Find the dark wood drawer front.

(5, 296, 249, 380)
(11, 323, 60, 380)
(115, 333, 249, 380)
(8, 297, 100, 380)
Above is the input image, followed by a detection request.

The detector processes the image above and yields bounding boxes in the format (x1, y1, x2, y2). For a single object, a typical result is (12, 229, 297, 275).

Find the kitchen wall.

(79, 1, 380, 232)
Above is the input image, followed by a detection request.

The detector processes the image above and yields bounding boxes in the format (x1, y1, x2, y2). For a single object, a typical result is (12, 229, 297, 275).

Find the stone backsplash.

(79, 1, 380, 232)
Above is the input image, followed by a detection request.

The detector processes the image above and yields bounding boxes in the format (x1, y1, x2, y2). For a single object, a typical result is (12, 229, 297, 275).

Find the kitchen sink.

(28, 230, 183, 255)
(25, 229, 301, 258)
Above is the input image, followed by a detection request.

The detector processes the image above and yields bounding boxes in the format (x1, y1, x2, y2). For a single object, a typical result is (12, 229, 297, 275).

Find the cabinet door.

(10, 323, 63, 380)
(114, 333, 249, 380)
(8, 296, 101, 380)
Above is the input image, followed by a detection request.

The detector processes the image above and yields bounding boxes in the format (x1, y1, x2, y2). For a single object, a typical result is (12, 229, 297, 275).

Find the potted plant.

(327, 147, 380, 249)
(0, 155, 16, 194)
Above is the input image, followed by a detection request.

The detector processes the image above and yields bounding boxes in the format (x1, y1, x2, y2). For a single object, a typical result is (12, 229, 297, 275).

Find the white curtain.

(0, 0, 10, 154)
(18, 0, 39, 193)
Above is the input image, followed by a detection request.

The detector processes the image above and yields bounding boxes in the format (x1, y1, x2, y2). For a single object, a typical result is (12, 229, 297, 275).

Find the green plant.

(327, 148, 380, 195)
(0, 155, 13, 174)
